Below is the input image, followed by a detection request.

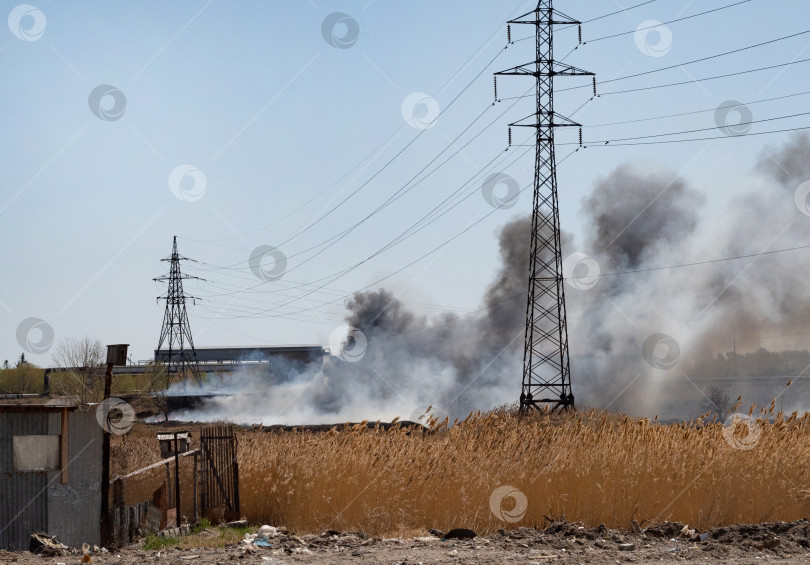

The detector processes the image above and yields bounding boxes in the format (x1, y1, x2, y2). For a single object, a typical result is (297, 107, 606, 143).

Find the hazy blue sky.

(1, 0, 809, 365)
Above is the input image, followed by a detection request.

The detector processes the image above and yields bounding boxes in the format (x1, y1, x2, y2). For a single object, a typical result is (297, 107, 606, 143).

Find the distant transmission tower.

(154, 236, 203, 388)
(495, 1, 594, 410)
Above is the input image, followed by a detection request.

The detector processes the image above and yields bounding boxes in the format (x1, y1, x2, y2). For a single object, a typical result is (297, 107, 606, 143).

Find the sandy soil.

(4, 520, 810, 564)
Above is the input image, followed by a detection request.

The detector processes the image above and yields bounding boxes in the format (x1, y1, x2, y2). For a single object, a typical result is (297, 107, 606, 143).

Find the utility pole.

(100, 344, 128, 546)
(732, 325, 737, 378)
(154, 236, 203, 388)
(495, 1, 594, 410)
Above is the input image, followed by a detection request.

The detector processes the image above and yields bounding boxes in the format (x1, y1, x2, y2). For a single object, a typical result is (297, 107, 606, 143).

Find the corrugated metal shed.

(47, 410, 101, 547)
(0, 406, 101, 550)
(0, 409, 49, 551)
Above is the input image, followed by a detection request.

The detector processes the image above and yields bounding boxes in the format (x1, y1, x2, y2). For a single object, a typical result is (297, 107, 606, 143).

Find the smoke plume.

(179, 134, 810, 423)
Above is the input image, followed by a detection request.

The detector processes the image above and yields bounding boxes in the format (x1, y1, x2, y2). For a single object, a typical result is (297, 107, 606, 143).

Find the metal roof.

(157, 344, 325, 351)
(0, 404, 76, 413)
(157, 431, 190, 441)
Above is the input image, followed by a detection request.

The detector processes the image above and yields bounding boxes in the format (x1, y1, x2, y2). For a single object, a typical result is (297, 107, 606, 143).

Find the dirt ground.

(4, 520, 810, 564)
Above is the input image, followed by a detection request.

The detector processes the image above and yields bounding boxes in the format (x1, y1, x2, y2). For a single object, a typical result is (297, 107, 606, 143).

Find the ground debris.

(5, 519, 810, 563)
(445, 528, 476, 539)
(29, 532, 68, 557)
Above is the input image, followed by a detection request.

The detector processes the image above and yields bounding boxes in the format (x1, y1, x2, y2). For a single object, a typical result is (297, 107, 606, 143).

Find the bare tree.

(700, 384, 733, 421)
(145, 362, 170, 420)
(51, 337, 105, 404)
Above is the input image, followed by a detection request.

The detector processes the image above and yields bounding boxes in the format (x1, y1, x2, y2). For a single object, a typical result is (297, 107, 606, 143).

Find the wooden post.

(112, 478, 124, 545)
(100, 362, 114, 546)
(174, 433, 181, 524)
(232, 427, 240, 514)
(100, 344, 128, 545)
(60, 407, 69, 484)
(165, 463, 172, 506)
(193, 452, 198, 523)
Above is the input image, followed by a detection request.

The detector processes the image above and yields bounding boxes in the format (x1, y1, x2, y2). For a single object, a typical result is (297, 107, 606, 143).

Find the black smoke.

(178, 134, 810, 423)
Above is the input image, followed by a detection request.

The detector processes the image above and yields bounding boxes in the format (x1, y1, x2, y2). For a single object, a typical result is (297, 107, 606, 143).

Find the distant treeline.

(686, 348, 810, 378)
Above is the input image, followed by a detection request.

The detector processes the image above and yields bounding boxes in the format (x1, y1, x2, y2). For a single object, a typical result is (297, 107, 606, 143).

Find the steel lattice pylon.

(495, 1, 594, 410)
(154, 235, 203, 388)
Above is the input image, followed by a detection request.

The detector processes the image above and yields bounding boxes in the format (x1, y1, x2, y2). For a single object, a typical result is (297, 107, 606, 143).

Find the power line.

(264, 48, 508, 253)
(227, 239, 810, 339)
(182, 0, 530, 247)
(585, 90, 810, 128)
(186, 6, 810, 324)
(613, 27, 810, 84)
(538, 109, 810, 146)
(194, 128, 536, 294)
(582, 0, 663, 23)
(573, 123, 810, 147)
(194, 138, 535, 304)
(501, 57, 810, 103)
(599, 56, 810, 96)
(555, 28, 810, 94)
(193, 81, 535, 285)
(193, 148, 578, 320)
(514, 0, 665, 40)
(596, 243, 810, 278)
(586, 0, 753, 43)
(193, 56, 518, 275)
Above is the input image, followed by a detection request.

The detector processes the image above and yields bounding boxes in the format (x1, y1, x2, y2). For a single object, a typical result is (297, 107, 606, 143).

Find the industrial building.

(154, 345, 327, 365)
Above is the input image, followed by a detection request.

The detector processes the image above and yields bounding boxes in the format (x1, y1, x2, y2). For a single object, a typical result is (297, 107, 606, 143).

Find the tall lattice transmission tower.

(495, 1, 594, 410)
(154, 236, 203, 387)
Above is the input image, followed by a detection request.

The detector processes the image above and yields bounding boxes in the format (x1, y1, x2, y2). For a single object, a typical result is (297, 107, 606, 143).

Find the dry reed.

(120, 406, 810, 537)
(236, 408, 810, 536)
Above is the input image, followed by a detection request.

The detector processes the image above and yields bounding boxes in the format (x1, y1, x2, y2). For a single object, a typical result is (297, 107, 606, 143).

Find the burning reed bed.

(236, 407, 810, 536)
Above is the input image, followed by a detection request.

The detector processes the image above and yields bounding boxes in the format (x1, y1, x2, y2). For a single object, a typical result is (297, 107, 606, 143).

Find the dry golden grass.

(236, 407, 810, 536)
(118, 406, 810, 537)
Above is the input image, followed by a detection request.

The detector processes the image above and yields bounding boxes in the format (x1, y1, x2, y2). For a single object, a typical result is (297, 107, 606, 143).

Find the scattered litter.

(29, 532, 68, 557)
(445, 528, 476, 539)
(447, 549, 458, 556)
(618, 543, 635, 551)
(258, 525, 279, 539)
(158, 525, 191, 538)
(254, 538, 273, 548)
(225, 519, 249, 527)
(680, 525, 695, 538)
(757, 537, 780, 550)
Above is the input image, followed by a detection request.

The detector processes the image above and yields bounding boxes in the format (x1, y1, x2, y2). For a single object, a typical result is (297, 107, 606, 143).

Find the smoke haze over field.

(569, 133, 810, 416)
(178, 135, 810, 424)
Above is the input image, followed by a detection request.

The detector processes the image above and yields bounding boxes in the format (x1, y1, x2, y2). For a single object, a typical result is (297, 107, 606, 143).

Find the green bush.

(0, 365, 44, 394)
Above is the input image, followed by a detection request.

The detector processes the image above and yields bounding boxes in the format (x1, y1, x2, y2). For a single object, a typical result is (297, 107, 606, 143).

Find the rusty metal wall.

(0, 412, 50, 550)
(47, 409, 102, 547)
